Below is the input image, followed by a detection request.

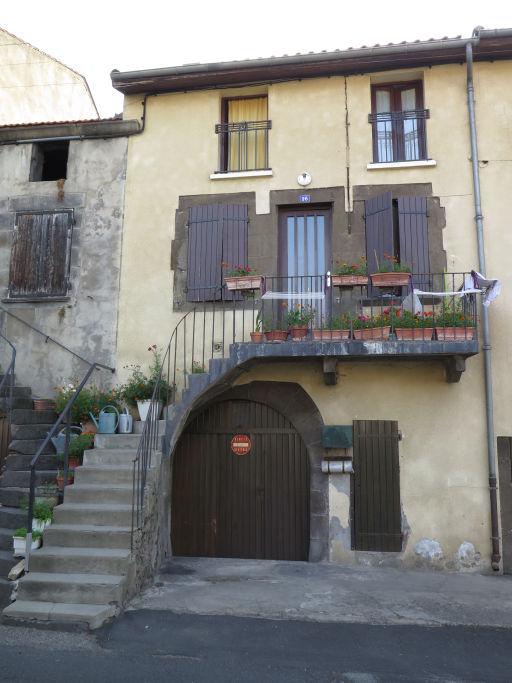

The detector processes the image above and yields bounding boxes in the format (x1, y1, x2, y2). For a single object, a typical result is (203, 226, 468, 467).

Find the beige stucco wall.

(0, 28, 98, 125)
(117, 58, 512, 571)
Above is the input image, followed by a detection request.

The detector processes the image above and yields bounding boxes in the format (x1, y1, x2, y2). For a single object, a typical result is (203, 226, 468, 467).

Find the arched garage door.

(171, 399, 310, 561)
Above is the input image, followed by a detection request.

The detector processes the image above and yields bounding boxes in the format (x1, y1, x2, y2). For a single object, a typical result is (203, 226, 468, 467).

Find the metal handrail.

(0, 332, 16, 429)
(0, 305, 115, 373)
(24, 363, 99, 570)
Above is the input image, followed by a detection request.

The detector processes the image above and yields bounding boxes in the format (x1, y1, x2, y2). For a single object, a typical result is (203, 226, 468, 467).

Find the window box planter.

(435, 327, 475, 341)
(331, 275, 368, 288)
(353, 326, 391, 341)
(395, 327, 434, 341)
(289, 326, 309, 340)
(224, 275, 263, 291)
(312, 329, 350, 341)
(250, 332, 265, 343)
(264, 330, 288, 343)
(370, 272, 411, 288)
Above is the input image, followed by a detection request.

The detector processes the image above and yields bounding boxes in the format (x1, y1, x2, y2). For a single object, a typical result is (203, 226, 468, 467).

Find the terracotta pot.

(264, 330, 288, 343)
(33, 398, 56, 411)
(224, 275, 262, 291)
(250, 331, 265, 343)
(56, 472, 74, 492)
(370, 272, 411, 287)
(353, 326, 391, 341)
(395, 327, 434, 341)
(81, 420, 97, 435)
(435, 327, 475, 341)
(331, 274, 368, 288)
(68, 456, 80, 470)
(289, 326, 309, 340)
(312, 329, 350, 341)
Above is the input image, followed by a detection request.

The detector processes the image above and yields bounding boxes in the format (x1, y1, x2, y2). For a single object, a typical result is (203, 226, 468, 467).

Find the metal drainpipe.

(466, 28, 501, 571)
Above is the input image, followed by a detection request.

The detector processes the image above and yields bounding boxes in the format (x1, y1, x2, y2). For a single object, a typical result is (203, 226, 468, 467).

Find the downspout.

(466, 28, 501, 570)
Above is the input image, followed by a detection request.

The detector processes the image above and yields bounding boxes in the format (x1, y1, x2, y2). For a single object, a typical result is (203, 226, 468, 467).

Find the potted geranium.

(332, 257, 368, 288)
(263, 318, 288, 343)
(434, 305, 476, 341)
(312, 315, 351, 341)
(352, 311, 392, 341)
(250, 312, 264, 343)
(121, 345, 173, 420)
(394, 309, 435, 341)
(370, 254, 411, 288)
(286, 305, 315, 340)
(222, 262, 262, 292)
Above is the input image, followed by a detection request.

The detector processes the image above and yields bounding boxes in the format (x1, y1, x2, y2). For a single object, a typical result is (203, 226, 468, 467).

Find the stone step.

(0, 386, 31, 398)
(0, 577, 12, 609)
(43, 524, 131, 549)
(0, 506, 25, 529)
(0, 470, 57, 489)
(17, 572, 126, 605)
(0, 528, 14, 551)
(83, 449, 137, 466)
(3, 600, 116, 629)
(0, 550, 15, 577)
(94, 434, 140, 450)
(11, 409, 56, 425)
(0, 487, 29, 508)
(134, 419, 165, 435)
(53, 503, 133, 527)
(3, 453, 58, 471)
(10, 424, 54, 441)
(74, 465, 133, 486)
(8, 440, 55, 456)
(29, 546, 131, 575)
(0, 397, 33, 411)
(65, 484, 133, 505)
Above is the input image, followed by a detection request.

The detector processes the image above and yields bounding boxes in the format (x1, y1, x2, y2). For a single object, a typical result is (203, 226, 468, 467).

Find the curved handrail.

(0, 332, 16, 426)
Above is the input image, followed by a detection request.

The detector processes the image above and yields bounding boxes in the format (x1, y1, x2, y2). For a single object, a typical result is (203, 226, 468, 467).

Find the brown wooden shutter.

(9, 210, 72, 298)
(187, 204, 248, 302)
(398, 196, 430, 288)
(364, 192, 394, 274)
(353, 420, 402, 552)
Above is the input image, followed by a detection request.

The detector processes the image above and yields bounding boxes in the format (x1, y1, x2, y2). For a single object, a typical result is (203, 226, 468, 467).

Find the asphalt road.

(0, 610, 511, 682)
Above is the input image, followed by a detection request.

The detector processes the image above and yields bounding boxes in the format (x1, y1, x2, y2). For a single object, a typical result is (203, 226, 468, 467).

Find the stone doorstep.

(17, 572, 127, 605)
(82, 449, 139, 466)
(28, 546, 131, 575)
(3, 600, 116, 630)
(64, 484, 134, 505)
(53, 503, 133, 527)
(73, 466, 134, 486)
(43, 524, 131, 549)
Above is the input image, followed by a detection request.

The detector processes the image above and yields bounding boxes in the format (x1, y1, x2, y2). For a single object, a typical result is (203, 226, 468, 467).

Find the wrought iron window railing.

(368, 109, 430, 163)
(215, 119, 271, 172)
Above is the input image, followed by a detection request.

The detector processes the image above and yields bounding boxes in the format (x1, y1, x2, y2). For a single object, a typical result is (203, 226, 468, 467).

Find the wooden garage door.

(171, 400, 310, 561)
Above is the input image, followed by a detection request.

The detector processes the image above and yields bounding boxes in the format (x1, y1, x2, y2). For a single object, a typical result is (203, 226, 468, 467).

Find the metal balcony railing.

(368, 109, 429, 163)
(215, 119, 271, 172)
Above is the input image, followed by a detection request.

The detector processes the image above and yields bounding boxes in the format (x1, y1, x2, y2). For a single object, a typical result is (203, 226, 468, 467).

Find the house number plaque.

(231, 434, 252, 456)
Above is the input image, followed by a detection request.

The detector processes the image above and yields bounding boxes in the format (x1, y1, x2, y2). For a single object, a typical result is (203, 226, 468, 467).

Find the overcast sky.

(3, 1, 511, 116)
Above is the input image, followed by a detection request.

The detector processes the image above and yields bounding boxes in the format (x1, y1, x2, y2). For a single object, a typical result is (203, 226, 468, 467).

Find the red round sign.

(231, 434, 251, 456)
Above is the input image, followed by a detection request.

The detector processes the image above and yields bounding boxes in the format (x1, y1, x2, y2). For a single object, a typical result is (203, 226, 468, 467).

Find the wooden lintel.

(445, 355, 466, 383)
(323, 358, 337, 386)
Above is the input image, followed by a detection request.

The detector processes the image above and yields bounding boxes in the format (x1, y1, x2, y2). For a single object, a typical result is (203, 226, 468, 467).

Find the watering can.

(51, 426, 82, 454)
(118, 408, 133, 434)
(89, 405, 119, 434)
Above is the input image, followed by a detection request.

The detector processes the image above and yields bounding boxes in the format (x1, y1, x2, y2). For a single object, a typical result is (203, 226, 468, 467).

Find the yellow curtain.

(228, 97, 267, 171)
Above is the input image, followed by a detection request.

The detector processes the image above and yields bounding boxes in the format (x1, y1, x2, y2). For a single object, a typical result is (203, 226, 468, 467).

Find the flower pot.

(264, 330, 288, 343)
(81, 420, 97, 435)
(395, 327, 434, 341)
(370, 272, 411, 288)
(13, 536, 41, 557)
(57, 472, 74, 492)
(137, 399, 163, 421)
(224, 275, 262, 291)
(250, 332, 265, 343)
(353, 326, 391, 341)
(32, 518, 50, 533)
(331, 274, 368, 288)
(312, 329, 350, 341)
(289, 326, 309, 340)
(33, 399, 56, 411)
(435, 327, 475, 341)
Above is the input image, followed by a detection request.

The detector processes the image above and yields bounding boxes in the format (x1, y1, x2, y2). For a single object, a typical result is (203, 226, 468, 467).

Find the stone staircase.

(3, 430, 159, 629)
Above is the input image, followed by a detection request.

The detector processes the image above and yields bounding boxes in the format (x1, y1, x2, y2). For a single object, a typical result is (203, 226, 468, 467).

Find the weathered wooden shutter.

(187, 204, 248, 302)
(364, 192, 394, 274)
(398, 196, 430, 288)
(221, 203, 249, 301)
(353, 420, 402, 552)
(9, 210, 72, 298)
(497, 437, 512, 574)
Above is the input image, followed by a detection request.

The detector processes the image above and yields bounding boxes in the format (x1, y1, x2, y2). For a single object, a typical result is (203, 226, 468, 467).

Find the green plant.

(350, 311, 392, 330)
(394, 309, 435, 328)
(254, 311, 262, 333)
(334, 257, 367, 276)
(434, 303, 476, 328)
(262, 317, 288, 332)
(14, 528, 42, 540)
(68, 432, 94, 462)
(374, 253, 411, 273)
(327, 315, 352, 330)
(33, 500, 53, 522)
(191, 361, 205, 374)
(55, 383, 122, 423)
(222, 262, 256, 277)
(121, 345, 174, 406)
(285, 305, 315, 328)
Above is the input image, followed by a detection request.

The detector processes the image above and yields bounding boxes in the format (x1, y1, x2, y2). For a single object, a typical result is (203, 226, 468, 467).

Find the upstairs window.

(30, 141, 69, 181)
(8, 210, 73, 299)
(215, 96, 271, 173)
(369, 82, 429, 163)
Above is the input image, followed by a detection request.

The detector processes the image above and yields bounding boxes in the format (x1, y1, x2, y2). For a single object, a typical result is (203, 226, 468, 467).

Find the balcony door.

(278, 206, 332, 320)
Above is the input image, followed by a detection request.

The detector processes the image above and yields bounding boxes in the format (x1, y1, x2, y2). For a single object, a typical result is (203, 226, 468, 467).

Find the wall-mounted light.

(297, 172, 312, 187)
